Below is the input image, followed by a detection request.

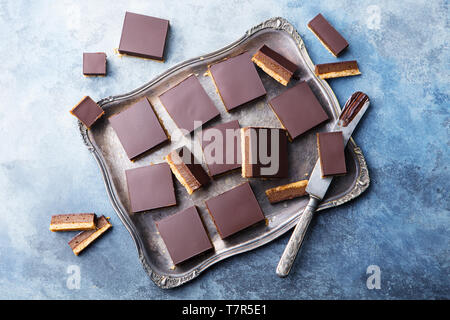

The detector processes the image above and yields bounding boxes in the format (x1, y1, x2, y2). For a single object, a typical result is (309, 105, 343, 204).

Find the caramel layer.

(265, 180, 308, 203)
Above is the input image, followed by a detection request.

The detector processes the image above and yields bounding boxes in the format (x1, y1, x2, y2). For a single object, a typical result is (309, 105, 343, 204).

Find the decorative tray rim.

(78, 17, 370, 289)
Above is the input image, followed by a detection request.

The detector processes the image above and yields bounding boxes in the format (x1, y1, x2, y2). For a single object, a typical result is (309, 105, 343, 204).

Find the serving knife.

(276, 91, 370, 277)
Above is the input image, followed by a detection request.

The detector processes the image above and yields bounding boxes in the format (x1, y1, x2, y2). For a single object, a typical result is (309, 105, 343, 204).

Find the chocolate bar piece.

(205, 182, 265, 239)
(317, 131, 347, 177)
(165, 146, 210, 194)
(109, 97, 168, 160)
(83, 52, 106, 76)
(159, 75, 219, 133)
(252, 45, 297, 86)
(265, 180, 308, 204)
(118, 12, 169, 60)
(68, 216, 112, 255)
(269, 81, 329, 139)
(125, 163, 176, 213)
(156, 206, 213, 265)
(200, 120, 241, 176)
(308, 13, 349, 57)
(208, 52, 266, 111)
(241, 127, 289, 178)
(50, 213, 96, 232)
(70, 96, 104, 129)
(315, 61, 360, 79)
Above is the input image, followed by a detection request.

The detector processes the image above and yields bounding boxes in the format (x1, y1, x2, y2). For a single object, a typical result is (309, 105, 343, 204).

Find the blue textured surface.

(0, 0, 448, 299)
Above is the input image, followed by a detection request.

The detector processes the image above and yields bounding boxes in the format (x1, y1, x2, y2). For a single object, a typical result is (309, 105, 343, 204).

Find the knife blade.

(276, 91, 370, 277)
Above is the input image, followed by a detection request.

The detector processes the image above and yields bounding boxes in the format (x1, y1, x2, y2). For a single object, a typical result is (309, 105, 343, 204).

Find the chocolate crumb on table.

(50, 213, 96, 232)
(307, 13, 349, 57)
(156, 206, 213, 265)
(315, 60, 361, 79)
(205, 182, 265, 239)
(70, 96, 104, 129)
(165, 146, 210, 195)
(317, 131, 347, 177)
(241, 127, 289, 178)
(68, 216, 112, 256)
(83, 52, 107, 76)
(118, 11, 169, 61)
(251, 44, 297, 86)
(265, 180, 308, 204)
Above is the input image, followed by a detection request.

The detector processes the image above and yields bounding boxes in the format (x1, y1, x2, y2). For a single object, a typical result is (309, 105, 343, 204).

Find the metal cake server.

(276, 91, 370, 277)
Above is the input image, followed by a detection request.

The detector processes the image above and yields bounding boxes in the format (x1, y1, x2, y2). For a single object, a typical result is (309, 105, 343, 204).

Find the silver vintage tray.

(78, 17, 369, 289)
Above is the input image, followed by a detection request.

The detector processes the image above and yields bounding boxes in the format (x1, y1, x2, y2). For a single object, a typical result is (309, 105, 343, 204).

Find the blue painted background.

(0, 0, 448, 299)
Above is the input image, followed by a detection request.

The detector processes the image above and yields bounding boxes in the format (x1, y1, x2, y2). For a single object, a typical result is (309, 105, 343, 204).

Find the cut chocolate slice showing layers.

(165, 146, 210, 194)
(252, 45, 297, 86)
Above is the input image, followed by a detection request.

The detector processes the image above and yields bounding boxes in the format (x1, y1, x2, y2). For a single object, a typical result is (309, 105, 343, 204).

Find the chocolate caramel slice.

(241, 127, 289, 178)
(317, 131, 347, 177)
(70, 96, 104, 129)
(252, 45, 297, 86)
(50, 213, 96, 232)
(165, 146, 210, 194)
(315, 60, 361, 79)
(308, 13, 349, 57)
(83, 52, 107, 76)
(208, 52, 266, 111)
(265, 180, 308, 204)
(156, 206, 213, 265)
(68, 216, 112, 256)
(205, 182, 265, 239)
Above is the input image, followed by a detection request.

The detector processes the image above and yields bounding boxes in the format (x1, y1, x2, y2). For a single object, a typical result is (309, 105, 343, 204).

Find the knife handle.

(276, 197, 320, 277)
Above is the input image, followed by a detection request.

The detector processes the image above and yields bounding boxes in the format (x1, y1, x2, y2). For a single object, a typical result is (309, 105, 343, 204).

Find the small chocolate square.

(109, 97, 168, 160)
(83, 52, 106, 76)
(205, 182, 265, 239)
(125, 163, 176, 213)
(118, 11, 169, 60)
(70, 96, 104, 129)
(317, 131, 347, 177)
(209, 52, 266, 111)
(269, 81, 329, 139)
(159, 75, 219, 133)
(199, 120, 241, 177)
(156, 206, 213, 265)
(241, 127, 289, 178)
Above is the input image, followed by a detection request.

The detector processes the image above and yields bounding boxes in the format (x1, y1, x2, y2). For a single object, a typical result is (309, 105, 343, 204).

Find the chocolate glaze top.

(209, 52, 266, 111)
(118, 11, 169, 60)
(269, 81, 329, 139)
(156, 206, 212, 265)
(308, 13, 349, 56)
(317, 131, 347, 177)
(339, 91, 369, 127)
(205, 182, 264, 239)
(70, 96, 104, 129)
(83, 52, 106, 75)
(159, 75, 219, 133)
(257, 45, 298, 74)
(109, 98, 168, 160)
(125, 163, 176, 213)
(200, 119, 242, 176)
